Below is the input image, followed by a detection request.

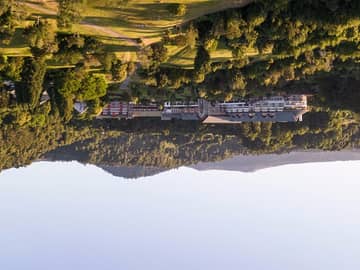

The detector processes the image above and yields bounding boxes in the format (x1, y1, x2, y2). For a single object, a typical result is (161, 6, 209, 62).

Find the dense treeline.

(2, 0, 360, 121)
(0, 0, 16, 45)
(44, 108, 360, 169)
(139, 0, 360, 101)
(0, 115, 120, 171)
(1, 72, 360, 173)
(0, 0, 135, 125)
(1, 0, 360, 172)
(0, 22, 122, 126)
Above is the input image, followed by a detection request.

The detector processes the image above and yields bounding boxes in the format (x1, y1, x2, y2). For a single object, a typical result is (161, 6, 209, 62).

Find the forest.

(0, 0, 360, 172)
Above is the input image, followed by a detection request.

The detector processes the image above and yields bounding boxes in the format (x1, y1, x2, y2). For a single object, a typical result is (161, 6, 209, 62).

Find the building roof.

(97, 95, 308, 124)
(202, 110, 307, 124)
(3, 80, 15, 89)
(74, 102, 88, 114)
(162, 113, 200, 121)
(132, 111, 162, 118)
(40, 91, 50, 105)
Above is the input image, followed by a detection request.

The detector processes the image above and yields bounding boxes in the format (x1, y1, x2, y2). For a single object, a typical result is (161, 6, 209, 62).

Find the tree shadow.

(83, 16, 128, 28)
(0, 28, 27, 48)
(29, 12, 57, 20)
(104, 44, 138, 53)
(92, 3, 182, 25)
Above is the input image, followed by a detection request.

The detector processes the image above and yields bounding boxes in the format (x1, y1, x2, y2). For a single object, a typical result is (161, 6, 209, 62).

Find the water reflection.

(1, 161, 360, 270)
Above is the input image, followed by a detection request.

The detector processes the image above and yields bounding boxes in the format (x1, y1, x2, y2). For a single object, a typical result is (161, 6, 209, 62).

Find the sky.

(0, 161, 360, 270)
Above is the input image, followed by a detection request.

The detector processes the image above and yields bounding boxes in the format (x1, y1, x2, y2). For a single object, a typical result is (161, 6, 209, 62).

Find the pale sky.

(0, 161, 360, 270)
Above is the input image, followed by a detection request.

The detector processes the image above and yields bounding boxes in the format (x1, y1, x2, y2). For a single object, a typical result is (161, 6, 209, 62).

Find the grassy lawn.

(79, 0, 223, 39)
(0, 28, 32, 56)
(79, 0, 253, 46)
(164, 41, 260, 68)
(6, 0, 253, 63)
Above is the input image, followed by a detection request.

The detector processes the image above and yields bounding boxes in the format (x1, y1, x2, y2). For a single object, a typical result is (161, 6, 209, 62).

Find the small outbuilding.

(74, 102, 88, 114)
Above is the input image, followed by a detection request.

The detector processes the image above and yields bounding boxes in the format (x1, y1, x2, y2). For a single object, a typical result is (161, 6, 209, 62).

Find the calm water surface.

(1, 161, 360, 270)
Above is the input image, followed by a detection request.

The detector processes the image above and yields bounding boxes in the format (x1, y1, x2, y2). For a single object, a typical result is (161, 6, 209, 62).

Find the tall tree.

(0, 5, 16, 44)
(23, 20, 58, 57)
(56, 0, 83, 28)
(17, 57, 47, 109)
(78, 74, 107, 101)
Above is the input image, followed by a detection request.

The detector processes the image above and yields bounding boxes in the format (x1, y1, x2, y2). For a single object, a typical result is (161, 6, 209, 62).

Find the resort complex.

(93, 95, 308, 123)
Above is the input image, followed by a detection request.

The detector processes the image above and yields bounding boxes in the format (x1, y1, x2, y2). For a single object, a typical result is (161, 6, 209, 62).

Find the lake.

(1, 161, 360, 270)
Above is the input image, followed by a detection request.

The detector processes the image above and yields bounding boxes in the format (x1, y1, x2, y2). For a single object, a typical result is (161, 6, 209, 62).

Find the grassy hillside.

(0, 0, 252, 62)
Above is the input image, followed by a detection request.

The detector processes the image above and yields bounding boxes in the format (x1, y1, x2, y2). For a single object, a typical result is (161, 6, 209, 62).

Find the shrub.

(167, 3, 186, 17)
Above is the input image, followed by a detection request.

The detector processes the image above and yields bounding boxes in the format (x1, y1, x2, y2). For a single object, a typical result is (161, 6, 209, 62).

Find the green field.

(1, 0, 253, 64)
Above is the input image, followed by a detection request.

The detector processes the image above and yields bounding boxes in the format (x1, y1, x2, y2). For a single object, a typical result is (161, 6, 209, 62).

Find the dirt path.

(79, 23, 139, 62)
(22, 1, 57, 15)
(79, 23, 138, 45)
